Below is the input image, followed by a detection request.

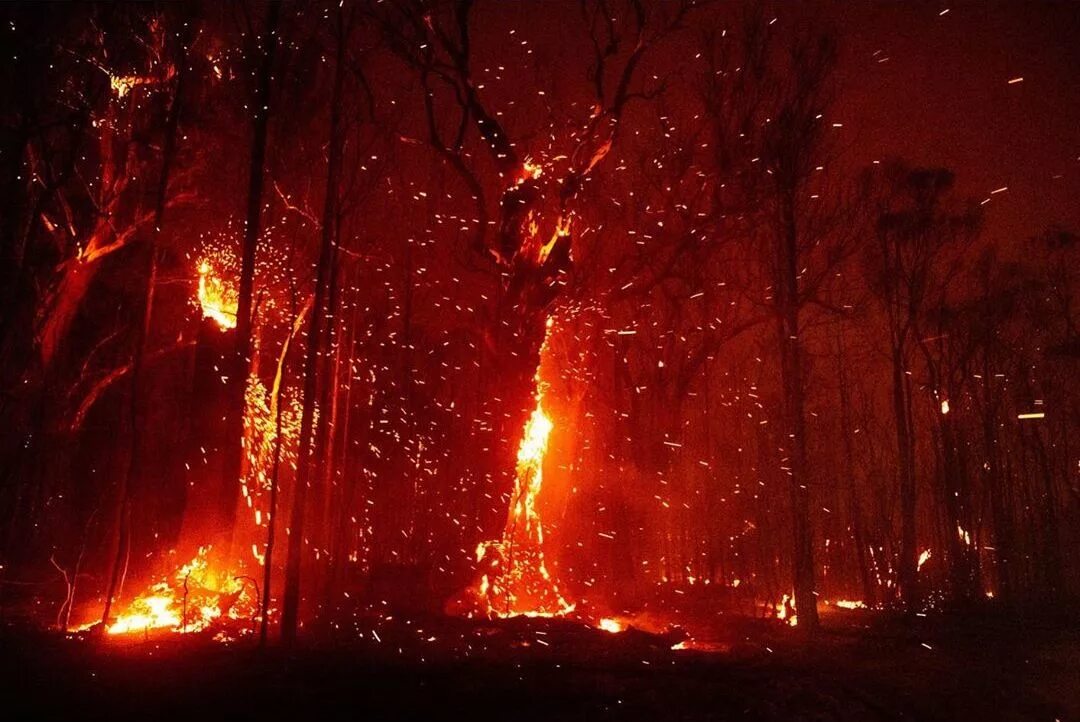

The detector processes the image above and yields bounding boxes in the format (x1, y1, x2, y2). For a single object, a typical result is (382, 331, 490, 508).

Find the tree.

(756, 29, 841, 632)
(101, 8, 193, 627)
(863, 162, 978, 609)
(373, 0, 697, 583)
(218, 0, 281, 556)
(281, 0, 351, 645)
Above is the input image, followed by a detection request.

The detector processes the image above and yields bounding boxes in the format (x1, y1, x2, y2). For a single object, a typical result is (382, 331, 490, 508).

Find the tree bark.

(281, 5, 346, 644)
(219, 0, 280, 556)
(776, 199, 819, 631)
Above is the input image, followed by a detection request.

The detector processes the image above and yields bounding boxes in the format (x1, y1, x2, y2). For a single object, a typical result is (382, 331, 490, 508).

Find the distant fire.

(598, 617, 624, 633)
(828, 599, 868, 610)
(776, 593, 797, 627)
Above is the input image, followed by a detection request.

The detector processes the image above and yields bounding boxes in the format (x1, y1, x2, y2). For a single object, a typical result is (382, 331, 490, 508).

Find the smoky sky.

(825, 0, 1080, 254)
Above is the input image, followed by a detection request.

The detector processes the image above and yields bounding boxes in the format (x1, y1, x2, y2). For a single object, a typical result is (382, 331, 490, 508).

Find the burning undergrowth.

(77, 547, 260, 637)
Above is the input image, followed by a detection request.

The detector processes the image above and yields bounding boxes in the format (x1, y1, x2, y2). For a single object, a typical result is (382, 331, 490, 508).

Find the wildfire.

(196, 258, 238, 329)
(829, 599, 867, 610)
(473, 319, 573, 618)
(598, 617, 624, 633)
(517, 157, 543, 184)
(89, 548, 258, 635)
(775, 593, 797, 627)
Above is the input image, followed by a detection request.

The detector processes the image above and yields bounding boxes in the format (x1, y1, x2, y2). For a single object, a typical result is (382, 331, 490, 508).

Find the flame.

(830, 599, 867, 610)
(82, 252, 302, 637)
(598, 617, 624, 633)
(85, 547, 257, 635)
(517, 157, 543, 184)
(776, 593, 797, 627)
(511, 403, 554, 532)
(472, 319, 573, 618)
(196, 259, 238, 329)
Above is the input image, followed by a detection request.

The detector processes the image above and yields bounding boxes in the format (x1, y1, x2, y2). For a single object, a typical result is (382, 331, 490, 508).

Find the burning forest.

(1, 1, 1078, 720)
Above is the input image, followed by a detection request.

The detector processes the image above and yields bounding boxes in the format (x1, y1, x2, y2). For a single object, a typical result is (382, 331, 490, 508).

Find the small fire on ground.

(79, 547, 258, 636)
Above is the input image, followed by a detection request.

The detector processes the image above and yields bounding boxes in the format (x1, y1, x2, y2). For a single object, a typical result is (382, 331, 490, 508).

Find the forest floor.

(0, 609, 1075, 721)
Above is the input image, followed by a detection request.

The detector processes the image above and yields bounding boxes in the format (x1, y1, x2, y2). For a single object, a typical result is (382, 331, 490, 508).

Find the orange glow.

(830, 599, 867, 610)
(196, 258, 237, 329)
(472, 319, 573, 618)
(776, 593, 797, 627)
(517, 157, 543, 184)
(598, 617, 624, 633)
(87, 547, 257, 636)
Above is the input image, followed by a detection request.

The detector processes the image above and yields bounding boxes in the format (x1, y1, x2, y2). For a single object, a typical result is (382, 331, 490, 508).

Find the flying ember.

(4, 1, 1078, 717)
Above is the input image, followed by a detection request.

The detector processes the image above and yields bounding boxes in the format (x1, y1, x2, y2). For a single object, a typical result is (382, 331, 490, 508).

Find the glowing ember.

(830, 599, 867, 610)
(196, 258, 237, 329)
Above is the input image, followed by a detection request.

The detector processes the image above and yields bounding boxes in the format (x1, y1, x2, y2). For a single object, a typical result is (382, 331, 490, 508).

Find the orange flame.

(776, 593, 798, 627)
(82, 547, 257, 636)
(197, 258, 237, 329)
(598, 617, 624, 633)
(473, 319, 573, 618)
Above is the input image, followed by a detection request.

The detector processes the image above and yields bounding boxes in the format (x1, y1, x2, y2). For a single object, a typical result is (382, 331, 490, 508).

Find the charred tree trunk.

(836, 328, 875, 606)
(776, 199, 819, 631)
(219, 1, 280, 557)
(891, 344, 919, 611)
(281, 6, 346, 644)
(101, 22, 189, 625)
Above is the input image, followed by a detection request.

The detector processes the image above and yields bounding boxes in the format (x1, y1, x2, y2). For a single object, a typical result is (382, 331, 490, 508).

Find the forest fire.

(81, 548, 257, 636)
(3, 1, 1079, 719)
(472, 319, 574, 618)
(195, 255, 238, 330)
(598, 617, 625, 633)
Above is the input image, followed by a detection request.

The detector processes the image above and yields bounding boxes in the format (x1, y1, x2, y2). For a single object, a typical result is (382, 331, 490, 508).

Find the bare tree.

(863, 162, 978, 609)
(281, 0, 351, 645)
(218, 0, 281, 557)
(372, 0, 697, 583)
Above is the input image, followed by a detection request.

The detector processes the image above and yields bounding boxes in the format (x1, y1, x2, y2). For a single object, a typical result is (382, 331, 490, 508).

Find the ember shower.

(1, 0, 1079, 651)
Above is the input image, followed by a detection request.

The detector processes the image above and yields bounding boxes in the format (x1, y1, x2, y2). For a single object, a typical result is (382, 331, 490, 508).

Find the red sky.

(825, 0, 1080, 253)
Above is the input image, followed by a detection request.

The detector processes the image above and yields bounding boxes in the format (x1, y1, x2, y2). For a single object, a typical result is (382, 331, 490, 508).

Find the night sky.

(827, 1, 1080, 254)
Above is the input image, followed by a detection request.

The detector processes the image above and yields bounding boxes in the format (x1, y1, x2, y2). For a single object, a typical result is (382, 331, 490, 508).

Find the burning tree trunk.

(376, 0, 694, 607)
